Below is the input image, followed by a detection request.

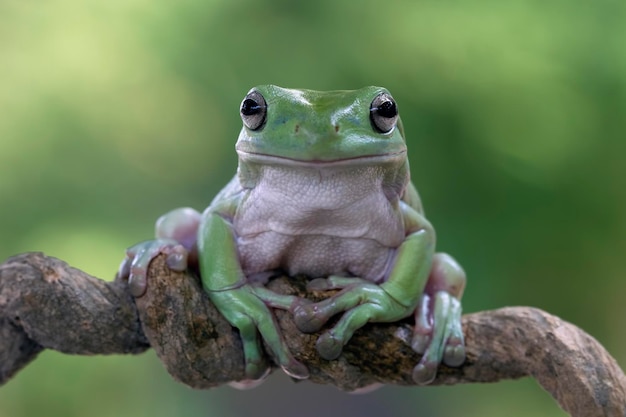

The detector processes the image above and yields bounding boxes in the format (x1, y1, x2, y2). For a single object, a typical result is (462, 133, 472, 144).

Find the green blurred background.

(1, 0, 625, 416)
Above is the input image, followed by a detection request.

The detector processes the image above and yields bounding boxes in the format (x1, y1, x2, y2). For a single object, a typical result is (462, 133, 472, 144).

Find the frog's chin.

(236, 150, 407, 168)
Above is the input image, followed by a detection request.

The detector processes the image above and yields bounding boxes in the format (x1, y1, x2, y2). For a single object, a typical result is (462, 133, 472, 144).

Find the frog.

(117, 85, 467, 386)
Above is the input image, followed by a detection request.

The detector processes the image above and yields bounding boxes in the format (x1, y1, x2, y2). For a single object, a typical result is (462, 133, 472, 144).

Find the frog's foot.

(410, 252, 466, 384)
(292, 278, 408, 360)
(292, 276, 371, 333)
(210, 284, 310, 381)
(116, 239, 188, 297)
(411, 291, 465, 385)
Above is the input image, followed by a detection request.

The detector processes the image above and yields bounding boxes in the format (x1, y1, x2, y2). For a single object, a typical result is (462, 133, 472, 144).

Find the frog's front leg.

(293, 202, 434, 361)
(117, 207, 201, 296)
(411, 253, 466, 384)
(199, 203, 309, 381)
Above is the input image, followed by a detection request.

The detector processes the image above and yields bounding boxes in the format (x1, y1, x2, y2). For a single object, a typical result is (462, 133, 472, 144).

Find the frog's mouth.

(237, 150, 407, 168)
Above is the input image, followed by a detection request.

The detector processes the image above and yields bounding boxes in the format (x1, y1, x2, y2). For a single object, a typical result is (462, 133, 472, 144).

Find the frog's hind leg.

(411, 253, 466, 384)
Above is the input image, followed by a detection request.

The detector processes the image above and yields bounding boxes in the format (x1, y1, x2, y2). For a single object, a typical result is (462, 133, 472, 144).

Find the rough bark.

(1, 252, 624, 416)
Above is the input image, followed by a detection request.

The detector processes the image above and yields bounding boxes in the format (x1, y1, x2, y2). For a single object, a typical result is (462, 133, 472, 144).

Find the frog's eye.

(240, 91, 267, 131)
(370, 93, 398, 134)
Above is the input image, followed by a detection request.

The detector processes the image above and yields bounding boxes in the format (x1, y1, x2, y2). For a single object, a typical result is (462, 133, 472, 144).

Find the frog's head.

(235, 85, 407, 168)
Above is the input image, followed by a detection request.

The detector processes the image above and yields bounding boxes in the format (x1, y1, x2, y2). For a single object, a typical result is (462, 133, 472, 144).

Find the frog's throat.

(236, 150, 407, 168)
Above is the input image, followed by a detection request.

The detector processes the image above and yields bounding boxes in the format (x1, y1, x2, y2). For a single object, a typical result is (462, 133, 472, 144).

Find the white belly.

(233, 164, 406, 282)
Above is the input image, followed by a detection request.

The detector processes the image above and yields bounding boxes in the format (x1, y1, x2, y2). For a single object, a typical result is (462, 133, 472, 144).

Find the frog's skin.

(118, 85, 466, 386)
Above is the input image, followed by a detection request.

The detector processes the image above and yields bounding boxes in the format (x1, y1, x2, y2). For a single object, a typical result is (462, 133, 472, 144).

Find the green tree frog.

(118, 85, 466, 386)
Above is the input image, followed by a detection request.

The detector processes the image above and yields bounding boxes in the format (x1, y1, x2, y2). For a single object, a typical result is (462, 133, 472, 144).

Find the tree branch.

(1, 252, 624, 416)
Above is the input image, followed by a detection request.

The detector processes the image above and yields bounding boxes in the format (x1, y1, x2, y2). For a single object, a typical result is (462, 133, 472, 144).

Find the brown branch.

(1, 252, 624, 416)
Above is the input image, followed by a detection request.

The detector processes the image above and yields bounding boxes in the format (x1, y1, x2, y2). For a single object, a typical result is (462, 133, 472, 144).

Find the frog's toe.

(120, 239, 190, 297)
(292, 302, 328, 333)
(281, 358, 309, 380)
(121, 246, 151, 296)
(244, 357, 270, 381)
(230, 312, 270, 380)
(411, 333, 430, 355)
(248, 298, 309, 380)
(164, 244, 188, 271)
(128, 270, 148, 297)
(241, 345, 270, 381)
(443, 341, 465, 367)
(410, 291, 466, 384)
(412, 361, 438, 385)
(116, 256, 132, 282)
(316, 331, 344, 360)
(127, 249, 153, 296)
(442, 300, 465, 367)
(412, 293, 433, 354)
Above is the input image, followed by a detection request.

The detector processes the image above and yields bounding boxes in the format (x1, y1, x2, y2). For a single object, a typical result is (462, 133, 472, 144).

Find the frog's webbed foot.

(411, 292, 464, 384)
(292, 276, 409, 361)
(117, 239, 189, 297)
(209, 284, 310, 382)
(411, 253, 466, 385)
(117, 207, 201, 297)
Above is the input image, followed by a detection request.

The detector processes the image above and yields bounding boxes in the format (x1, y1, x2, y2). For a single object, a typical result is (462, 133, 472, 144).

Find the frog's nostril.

(295, 124, 300, 133)
(334, 125, 340, 133)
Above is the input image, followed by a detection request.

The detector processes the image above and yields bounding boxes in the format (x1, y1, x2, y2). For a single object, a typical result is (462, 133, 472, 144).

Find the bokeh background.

(1, 0, 625, 416)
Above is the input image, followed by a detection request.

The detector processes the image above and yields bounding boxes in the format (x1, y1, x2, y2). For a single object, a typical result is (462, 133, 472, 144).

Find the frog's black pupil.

(378, 100, 397, 118)
(241, 98, 261, 116)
